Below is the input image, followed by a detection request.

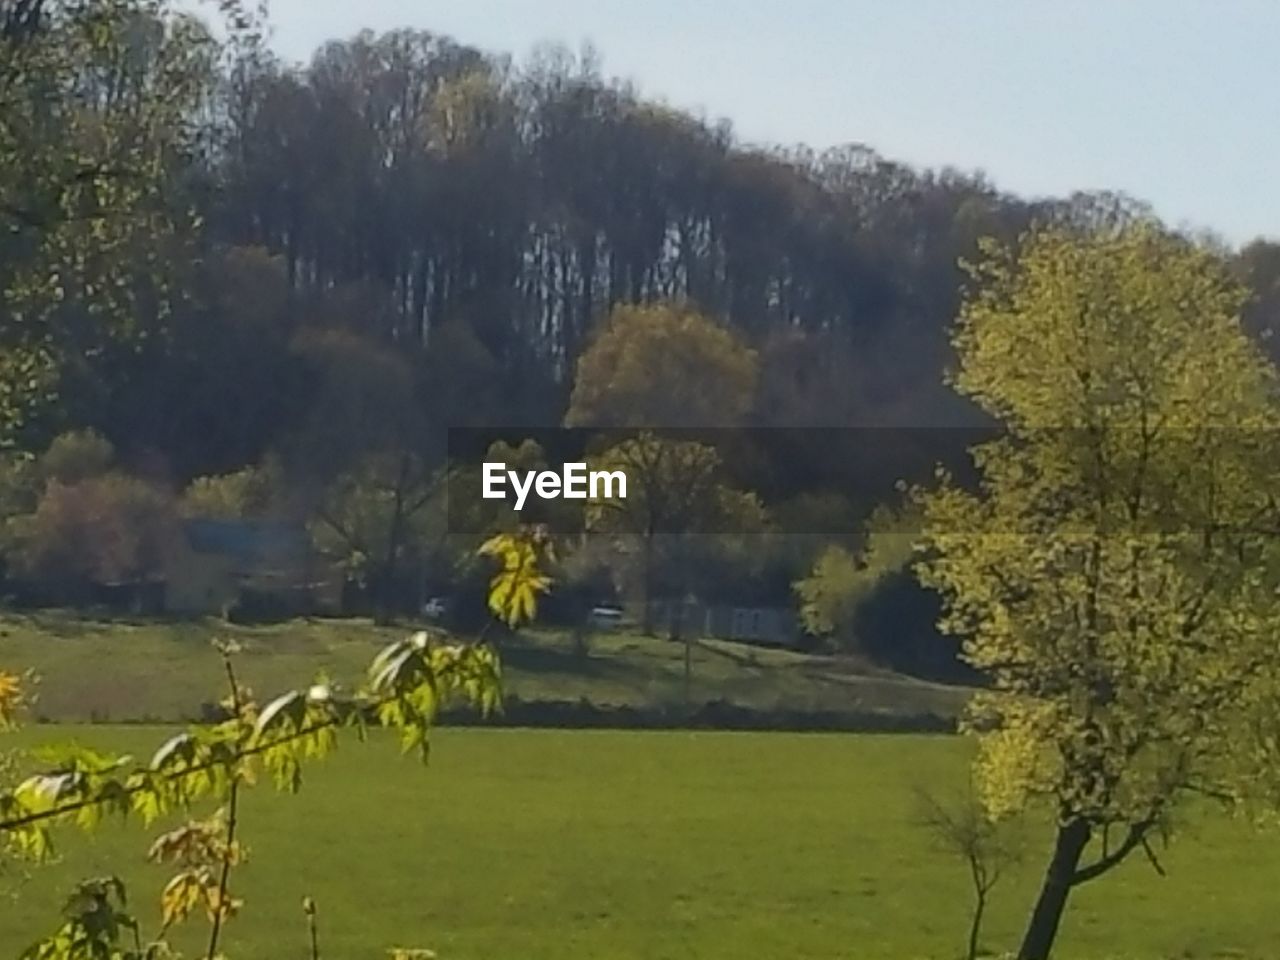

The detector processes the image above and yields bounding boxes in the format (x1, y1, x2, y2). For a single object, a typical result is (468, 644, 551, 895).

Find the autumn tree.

(564, 302, 764, 645)
(0, 429, 179, 600)
(915, 225, 1280, 959)
(7, 473, 179, 599)
(565, 302, 758, 428)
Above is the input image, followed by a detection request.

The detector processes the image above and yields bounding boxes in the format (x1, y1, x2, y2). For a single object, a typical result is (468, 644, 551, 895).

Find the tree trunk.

(1017, 818, 1091, 960)
(683, 634, 692, 707)
(571, 591, 591, 660)
(966, 889, 986, 960)
(374, 455, 410, 627)
(668, 598, 691, 704)
(640, 531, 654, 635)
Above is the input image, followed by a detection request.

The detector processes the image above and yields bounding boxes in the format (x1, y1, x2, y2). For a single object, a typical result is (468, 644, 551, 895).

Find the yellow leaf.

(0, 671, 25, 728)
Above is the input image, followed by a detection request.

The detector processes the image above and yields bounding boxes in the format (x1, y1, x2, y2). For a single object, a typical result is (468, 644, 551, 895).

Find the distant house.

(165, 519, 340, 617)
(646, 599, 800, 648)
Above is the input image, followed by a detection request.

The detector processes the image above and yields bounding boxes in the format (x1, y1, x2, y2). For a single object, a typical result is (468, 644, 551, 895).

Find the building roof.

(182, 519, 309, 564)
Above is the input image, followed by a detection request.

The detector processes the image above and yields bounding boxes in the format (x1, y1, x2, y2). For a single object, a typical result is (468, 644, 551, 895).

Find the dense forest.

(17, 0, 1280, 464)
(4, 0, 1280, 669)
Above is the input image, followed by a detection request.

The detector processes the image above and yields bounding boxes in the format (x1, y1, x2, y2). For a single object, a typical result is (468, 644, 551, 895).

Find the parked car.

(422, 596, 450, 620)
(587, 604, 624, 630)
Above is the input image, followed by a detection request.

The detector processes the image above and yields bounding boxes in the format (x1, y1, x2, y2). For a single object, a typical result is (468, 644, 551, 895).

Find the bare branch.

(1072, 817, 1156, 885)
(1140, 835, 1167, 878)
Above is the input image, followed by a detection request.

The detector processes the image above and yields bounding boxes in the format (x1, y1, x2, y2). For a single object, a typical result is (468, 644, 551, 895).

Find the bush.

(7, 473, 179, 596)
(38, 429, 115, 486)
(441, 694, 954, 734)
(181, 459, 283, 519)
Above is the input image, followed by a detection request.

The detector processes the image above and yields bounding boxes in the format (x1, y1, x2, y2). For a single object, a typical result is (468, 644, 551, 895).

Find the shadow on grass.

(1, 609, 226, 640)
(692, 639, 789, 672)
(2, 610, 134, 639)
(497, 637, 659, 685)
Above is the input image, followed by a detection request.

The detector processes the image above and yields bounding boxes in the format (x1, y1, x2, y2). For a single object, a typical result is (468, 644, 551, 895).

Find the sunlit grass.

(2, 726, 1277, 959)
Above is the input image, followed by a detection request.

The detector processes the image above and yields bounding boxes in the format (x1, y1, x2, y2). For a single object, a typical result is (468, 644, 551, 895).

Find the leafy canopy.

(0, 0, 226, 445)
(795, 506, 915, 650)
(565, 301, 758, 428)
(916, 225, 1280, 887)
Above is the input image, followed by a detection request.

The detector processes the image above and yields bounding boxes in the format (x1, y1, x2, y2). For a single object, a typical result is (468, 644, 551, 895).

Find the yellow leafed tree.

(565, 301, 758, 428)
(915, 224, 1280, 960)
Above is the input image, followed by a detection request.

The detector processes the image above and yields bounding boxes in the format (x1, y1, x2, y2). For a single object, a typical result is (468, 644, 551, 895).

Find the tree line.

(17, 0, 1280, 476)
(7, 0, 1280, 674)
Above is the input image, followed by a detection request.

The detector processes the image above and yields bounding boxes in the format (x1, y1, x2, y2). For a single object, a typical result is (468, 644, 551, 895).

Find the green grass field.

(0, 611, 966, 723)
(1, 617, 1274, 958)
(2, 726, 1278, 960)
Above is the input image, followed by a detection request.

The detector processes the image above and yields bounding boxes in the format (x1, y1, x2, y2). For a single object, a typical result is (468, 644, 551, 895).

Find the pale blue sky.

(246, 1, 1278, 245)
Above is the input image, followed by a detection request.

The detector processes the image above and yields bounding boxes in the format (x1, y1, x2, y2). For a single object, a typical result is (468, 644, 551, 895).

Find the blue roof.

(182, 519, 308, 562)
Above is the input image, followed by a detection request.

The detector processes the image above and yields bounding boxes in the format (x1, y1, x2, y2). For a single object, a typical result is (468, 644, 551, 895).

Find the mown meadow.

(2, 727, 1276, 960)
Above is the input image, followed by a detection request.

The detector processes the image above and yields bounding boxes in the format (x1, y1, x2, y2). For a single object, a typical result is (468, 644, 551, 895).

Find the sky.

(236, 1, 1278, 245)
